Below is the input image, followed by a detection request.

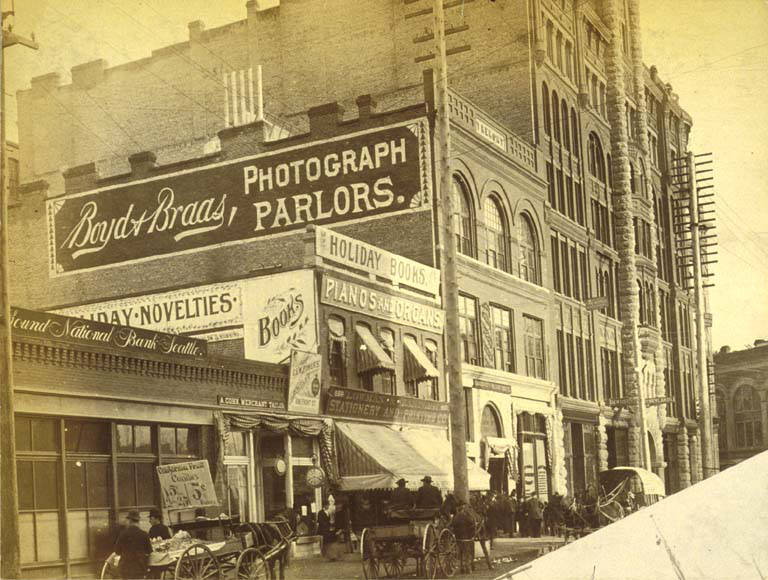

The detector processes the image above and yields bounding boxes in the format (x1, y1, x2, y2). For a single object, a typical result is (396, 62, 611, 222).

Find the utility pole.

(688, 151, 714, 478)
(1, 5, 38, 577)
(432, 0, 468, 504)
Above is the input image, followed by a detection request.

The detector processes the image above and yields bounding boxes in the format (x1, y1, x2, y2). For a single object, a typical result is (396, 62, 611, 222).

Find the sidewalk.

(284, 536, 565, 579)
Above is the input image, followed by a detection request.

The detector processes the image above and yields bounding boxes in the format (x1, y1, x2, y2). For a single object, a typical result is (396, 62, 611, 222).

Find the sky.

(3, 0, 767, 351)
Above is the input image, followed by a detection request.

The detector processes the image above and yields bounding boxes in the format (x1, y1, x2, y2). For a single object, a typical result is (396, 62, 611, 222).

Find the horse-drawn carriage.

(359, 507, 459, 579)
(100, 516, 294, 580)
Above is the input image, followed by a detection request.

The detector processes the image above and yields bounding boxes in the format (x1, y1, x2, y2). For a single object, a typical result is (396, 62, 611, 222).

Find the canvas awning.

(402, 335, 440, 383)
(335, 422, 490, 491)
(600, 466, 666, 497)
(484, 436, 516, 455)
(355, 325, 395, 374)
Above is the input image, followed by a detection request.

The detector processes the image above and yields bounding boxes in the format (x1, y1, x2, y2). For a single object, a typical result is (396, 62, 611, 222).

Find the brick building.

(714, 342, 768, 470)
(10, 0, 716, 570)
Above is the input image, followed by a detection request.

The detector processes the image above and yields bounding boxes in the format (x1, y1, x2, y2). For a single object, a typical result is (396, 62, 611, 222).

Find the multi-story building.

(10, 3, 716, 572)
(714, 342, 768, 470)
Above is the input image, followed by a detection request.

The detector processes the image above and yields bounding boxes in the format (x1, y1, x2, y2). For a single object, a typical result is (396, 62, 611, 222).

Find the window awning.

(335, 422, 490, 491)
(355, 325, 395, 374)
(403, 335, 439, 383)
(484, 436, 516, 456)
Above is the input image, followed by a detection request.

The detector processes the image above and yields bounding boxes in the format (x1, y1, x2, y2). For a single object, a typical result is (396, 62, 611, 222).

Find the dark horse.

(440, 494, 494, 572)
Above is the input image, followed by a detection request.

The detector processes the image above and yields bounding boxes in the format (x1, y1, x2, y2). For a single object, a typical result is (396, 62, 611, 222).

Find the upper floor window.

(484, 196, 509, 272)
(546, 21, 554, 60)
(523, 315, 546, 379)
(542, 83, 551, 136)
(490, 305, 515, 373)
(328, 316, 346, 386)
(561, 100, 570, 151)
(518, 214, 541, 285)
(452, 177, 475, 258)
(552, 90, 561, 143)
(570, 108, 579, 157)
(588, 133, 606, 183)
(734, 386, 763, 448)
(458, 294, 480, 365)
(355, 322, 395, 394)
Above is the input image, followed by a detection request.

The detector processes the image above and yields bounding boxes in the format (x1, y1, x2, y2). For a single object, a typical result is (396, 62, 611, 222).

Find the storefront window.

(18, 459, 62, 564)
(517, 413, 549, 499)
(226, 465, 249, 522)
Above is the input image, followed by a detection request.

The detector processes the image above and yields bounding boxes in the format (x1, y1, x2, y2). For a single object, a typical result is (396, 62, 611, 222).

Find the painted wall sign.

(243, 270, 317, 364)
(156, 460, 218, 510)
(54, 281, 243, 340)
(287, 350, 322, 414)
(474, 379, 512, 394)
(325, 387, 449, 426)
(48, 119, 431, 275)
(10, 306, 207, 358)
(320, 275, 444, 333)
(217, 395, 286, 411)
(315, 226, 440, 296)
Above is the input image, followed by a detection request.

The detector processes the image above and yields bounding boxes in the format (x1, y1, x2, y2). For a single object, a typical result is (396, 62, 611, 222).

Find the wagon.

(359, 508, 459, 579)
(100, 516, 294, 580)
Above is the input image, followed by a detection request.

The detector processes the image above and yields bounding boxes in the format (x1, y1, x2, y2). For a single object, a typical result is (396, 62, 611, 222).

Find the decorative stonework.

(597, 415, 610, 471)
(677, 430, 691, 489)
(552, 408, 568, 495)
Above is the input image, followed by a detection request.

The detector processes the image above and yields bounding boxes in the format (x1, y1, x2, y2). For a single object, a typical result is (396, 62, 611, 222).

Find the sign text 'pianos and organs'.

(10, 307, 207, 358)
(320, 275, 444, 333)
(48, 119, 431, 275)
(315, 225, 440, 296)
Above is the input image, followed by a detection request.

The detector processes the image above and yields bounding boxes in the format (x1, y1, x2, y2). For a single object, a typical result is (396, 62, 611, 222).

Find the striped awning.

(355, 325, 395, 374)
(402, 335, 439, 383)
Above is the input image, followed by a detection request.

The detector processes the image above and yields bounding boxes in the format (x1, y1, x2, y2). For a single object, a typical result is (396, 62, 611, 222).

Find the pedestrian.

(451, 502, 476, 574)
(109, 510, 152, 580)
(517, 493, 528, 537)
(503, 492, 517, 537)
(390, 478, 413, 511)
(148, 508, 171, 540)
(316, 500, 339, 561)
(527, 495, 543, 538)
(415, 475, 442, 509)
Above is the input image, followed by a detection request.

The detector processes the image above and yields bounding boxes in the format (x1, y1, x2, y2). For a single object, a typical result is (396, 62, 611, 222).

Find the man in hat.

(390, 478, 413, 510)
(148, 508, 171, 540)
(110, 510, 152, 579)
(415, 475, 442, 509)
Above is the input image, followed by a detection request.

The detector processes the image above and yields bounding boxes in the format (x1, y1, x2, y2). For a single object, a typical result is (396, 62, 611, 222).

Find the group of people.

(109, 508, 172, 579)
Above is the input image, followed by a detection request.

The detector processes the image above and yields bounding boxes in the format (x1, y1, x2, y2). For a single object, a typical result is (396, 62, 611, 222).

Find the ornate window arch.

(734, 385, 763, 448)
(588, 132, 605, 183)
(481, 404, 504, 439)
(638, 159, 648, 199)
(561, 99, 570, 151)
(484, 195, 509, 272)
(518, 213, 541, 285)
(452, 176, 476, 258)
(552, 90, 561, 143)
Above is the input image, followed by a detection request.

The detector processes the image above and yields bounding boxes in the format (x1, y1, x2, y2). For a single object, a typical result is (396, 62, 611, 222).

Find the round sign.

(274, 458, 287, 476)
(305, 466, 326, 488)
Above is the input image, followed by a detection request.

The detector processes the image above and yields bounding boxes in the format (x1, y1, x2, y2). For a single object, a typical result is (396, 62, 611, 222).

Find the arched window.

(588, 133, 605, 183)
(561, 100, 570, 151)
(542, 83, 551, 136)
(519, 214, 541, 285)
(552, 91, 561, 143)
(639, 160, 648, 199)
(570, 108, 579, 156)
(734, 386, 763, 448)
(452, 177, 475, 258)
(630, 163, 636, 194)
(328, 316, 346, 386)
(637, 280, 646, 325)
(484, 196, 509, 272)
(481, 405, 503, 438)
(716, 391, 727, 450)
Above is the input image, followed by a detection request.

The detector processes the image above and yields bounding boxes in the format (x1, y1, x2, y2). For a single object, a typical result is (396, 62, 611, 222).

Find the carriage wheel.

(361, 529, 380, 580)
(382, 542, 406, 579)
(99, 558, 119, 579)
(235, 547, 270, 580)
(421, 523, 438, 580)
(174, 543, 222, 580)
(437, 529, 459, 578)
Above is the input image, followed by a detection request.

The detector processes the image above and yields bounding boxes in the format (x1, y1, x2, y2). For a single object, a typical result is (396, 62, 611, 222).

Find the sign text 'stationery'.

(10, 306, 207, 358)
(48, 119, 431, 275)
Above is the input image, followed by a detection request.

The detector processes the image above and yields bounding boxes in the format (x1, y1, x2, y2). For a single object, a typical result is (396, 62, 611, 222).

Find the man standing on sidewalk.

(110, 510, 152, 579)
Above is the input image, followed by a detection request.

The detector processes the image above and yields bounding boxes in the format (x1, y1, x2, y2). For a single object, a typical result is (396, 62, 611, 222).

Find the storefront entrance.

(517, 413, 549, 499)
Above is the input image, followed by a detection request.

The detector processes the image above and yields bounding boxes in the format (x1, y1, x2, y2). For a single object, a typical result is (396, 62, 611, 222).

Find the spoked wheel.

(421, 523, 438, 580)
(382, 542, 406, 578)
(361, 528, 380, 580)
(235, 547, 270, 580)
(437, 529, 459, 578)
(99, 558, 120, 579)
(174, 543, 222, 580)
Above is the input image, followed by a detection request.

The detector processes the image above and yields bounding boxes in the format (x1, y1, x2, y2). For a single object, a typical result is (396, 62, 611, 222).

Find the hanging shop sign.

(10, 306, 207, 358)
(287, 349, 322, 414)
(156, 460, 218, 510)
(320, 275, 444, 333)
(54, 281, 243, 341)
(315, 225, 440, 296)
(47, 118, 432, 276)
(325, 387, 449, 427)
(242, 270, 317, 364)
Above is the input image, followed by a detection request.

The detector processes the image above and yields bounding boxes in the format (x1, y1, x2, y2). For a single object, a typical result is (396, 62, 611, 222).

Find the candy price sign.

(156, 460, 218, 510)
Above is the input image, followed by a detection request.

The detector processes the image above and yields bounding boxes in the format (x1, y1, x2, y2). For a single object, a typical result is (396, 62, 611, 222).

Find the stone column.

(676, 430, 691, 489)
(689, 433, 703, 484)
(552, 408, 568, 495)
(605, 0, 644, 469)
(597, 415, 610, 471)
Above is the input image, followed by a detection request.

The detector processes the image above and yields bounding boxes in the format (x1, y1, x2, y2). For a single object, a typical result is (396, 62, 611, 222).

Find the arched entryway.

(481, 405, 507, 493)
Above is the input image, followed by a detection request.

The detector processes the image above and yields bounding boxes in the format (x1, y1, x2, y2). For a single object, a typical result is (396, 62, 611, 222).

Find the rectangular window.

(459, 294, 479, 365)
(576, 337, 586, 399)
(557, 169, 565, 213)
(571, 245, 580, 301)
(547, 162, 556, 207)
(557, 330, 567, 396)
(491, 305, 515, 373)
(551, 236, 561, 294)
(585, 338, 595, 400)
(575, 181, 584, 225)
(524, 316, 546, 379)
(566, 333, 576, 397)
(328, 316, 346, 387)
(566, 175, 575, 220)
(561, 239, 571, 297)
(579, 249, 588, 301)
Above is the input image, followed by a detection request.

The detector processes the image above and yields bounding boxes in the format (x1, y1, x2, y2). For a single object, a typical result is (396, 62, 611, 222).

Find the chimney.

(308, 102, 344, 138)
(355, 94, 377, 120)
(128, 151, 157, 178)
(63, 163, 99, 194)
